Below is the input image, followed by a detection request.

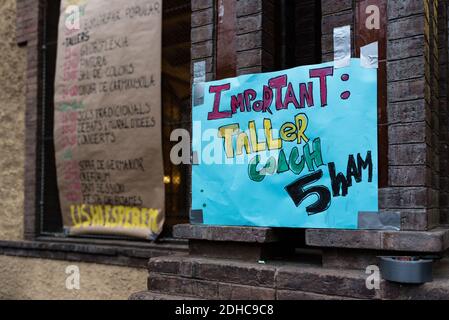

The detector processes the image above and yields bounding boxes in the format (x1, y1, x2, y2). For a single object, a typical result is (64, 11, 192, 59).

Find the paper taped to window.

(53, 0, 165, 240)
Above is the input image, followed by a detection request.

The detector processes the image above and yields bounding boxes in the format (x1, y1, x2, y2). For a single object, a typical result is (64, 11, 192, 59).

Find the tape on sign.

(360, 41, 379, 69)
(333, 25, 351, 69)
(193, 60, 206, 106)
(358, 211, 401, 231)
(190, 209, 204, 224)
(194, 60, 206, 83)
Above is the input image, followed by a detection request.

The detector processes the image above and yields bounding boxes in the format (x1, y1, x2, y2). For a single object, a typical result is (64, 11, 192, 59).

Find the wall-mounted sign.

(192, 59, 378, 229)
(54, 0, 165, 239)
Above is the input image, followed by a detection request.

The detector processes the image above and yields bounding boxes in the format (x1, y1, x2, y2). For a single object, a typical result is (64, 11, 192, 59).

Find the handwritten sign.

(192, 59, 378, 229)
(54, 0, 165, 239)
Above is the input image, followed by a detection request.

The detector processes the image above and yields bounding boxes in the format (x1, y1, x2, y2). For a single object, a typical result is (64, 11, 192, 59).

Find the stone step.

(147, 255, 449, 300)
(147, 255, 373, 299)
(148, 272, 278, 300)
(129, 290, 202, 300)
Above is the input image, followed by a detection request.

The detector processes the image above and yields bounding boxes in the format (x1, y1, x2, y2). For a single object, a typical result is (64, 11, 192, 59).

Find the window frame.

(22, 0, 191, 242)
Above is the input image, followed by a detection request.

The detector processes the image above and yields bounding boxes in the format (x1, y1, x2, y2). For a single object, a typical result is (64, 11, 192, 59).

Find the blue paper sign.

(192, 59, 378, 229)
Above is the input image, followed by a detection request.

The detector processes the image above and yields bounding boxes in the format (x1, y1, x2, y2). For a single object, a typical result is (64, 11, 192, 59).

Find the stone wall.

(0, 0, 26, 241)
(0, 255, 147, 300)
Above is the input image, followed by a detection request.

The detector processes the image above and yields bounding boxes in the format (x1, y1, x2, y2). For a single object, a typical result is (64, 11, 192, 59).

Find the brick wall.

(190, 0, 448, 231)
(439, 1, 449, 224)
(192, 0, 321, 78)
(425, 0, 441, 228)
(191, 0, 215, 81)
(191, 0, 275, 80)
(321, 0, 353, 63)
(236, 0, 275, 75)
(384, 0, 440, 230)
(321, 0, 447, 231)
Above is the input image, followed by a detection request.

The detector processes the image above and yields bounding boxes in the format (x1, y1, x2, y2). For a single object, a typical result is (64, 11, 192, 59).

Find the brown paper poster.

(54, 0, 165, 240)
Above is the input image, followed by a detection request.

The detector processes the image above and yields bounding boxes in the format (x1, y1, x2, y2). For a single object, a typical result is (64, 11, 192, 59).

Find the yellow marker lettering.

(131, 207, 141, 228)
(108, 206, 118, 227)
(104, 205, 112, 227)
(236, 132, 250, 156)
(70, 205, 82, 228)
(148, 209, 160, 234)
(264, 118, 282, 150)
(81, 204, 91, 227)
(140, 208, 148, 228)
(280, 122, 297, 142)
(92, 205, 104, 227)
(295, 113, 309, 144)
(117, 206, 126, 227)
(69, 204, 166, 232)
(124, 207, 133, 228)
(218, 124, 239, 158)
(249, 121, 266, 152)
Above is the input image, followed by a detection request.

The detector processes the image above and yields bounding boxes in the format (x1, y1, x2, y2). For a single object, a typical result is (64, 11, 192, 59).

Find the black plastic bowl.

(379, 256, 433, 284)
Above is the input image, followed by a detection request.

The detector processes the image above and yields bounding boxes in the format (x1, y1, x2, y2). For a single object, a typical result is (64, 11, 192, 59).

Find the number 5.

(285, 169, 331, 215)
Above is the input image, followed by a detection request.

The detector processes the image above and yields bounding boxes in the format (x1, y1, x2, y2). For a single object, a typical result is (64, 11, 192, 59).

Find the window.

(39, 0, 191, 238)
(275, 0, 322, 69)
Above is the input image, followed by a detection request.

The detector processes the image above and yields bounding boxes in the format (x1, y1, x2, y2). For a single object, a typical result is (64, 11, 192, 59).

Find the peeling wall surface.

(0, 0, 26, 241)
(0, 256, 148, 300)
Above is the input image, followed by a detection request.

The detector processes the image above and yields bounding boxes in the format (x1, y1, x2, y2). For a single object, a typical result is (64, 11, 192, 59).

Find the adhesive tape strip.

(358, 211, 401, 230)
(360, 41, 379, 69)
(193, 60, 206, 106)
(333, 25, 351, 69)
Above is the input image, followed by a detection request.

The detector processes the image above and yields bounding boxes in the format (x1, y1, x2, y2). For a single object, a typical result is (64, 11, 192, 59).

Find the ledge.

(173, 224, 449, 253)
(305, 228, 449, 253)
(173, 224, 279, 243)
(0, 237, 188, 268)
